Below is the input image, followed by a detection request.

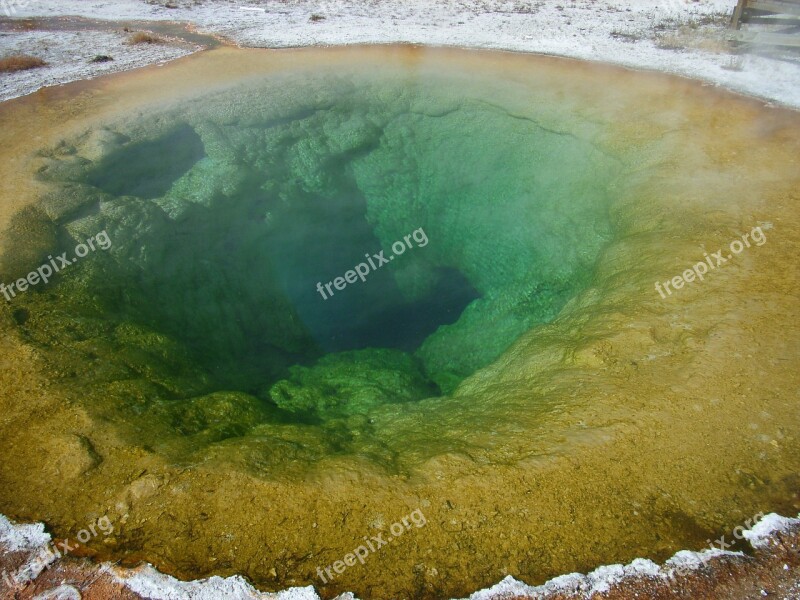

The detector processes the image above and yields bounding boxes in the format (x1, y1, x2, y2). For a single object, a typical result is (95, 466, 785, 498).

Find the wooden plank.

(746, 0, 800, 17)
(731, 0, 749, 29)
(728, 29, 800, 46)
(742, 14, 800, 24)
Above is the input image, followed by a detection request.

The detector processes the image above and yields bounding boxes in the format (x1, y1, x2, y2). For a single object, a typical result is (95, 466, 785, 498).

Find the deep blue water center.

(263, 184, 480, 353)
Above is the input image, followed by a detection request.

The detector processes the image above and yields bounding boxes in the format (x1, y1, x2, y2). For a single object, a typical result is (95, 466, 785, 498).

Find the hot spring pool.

(0, 46, 798, 599)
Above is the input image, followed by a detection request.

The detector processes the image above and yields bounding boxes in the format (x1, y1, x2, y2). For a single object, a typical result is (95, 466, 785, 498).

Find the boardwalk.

(729, 0, 800, 47)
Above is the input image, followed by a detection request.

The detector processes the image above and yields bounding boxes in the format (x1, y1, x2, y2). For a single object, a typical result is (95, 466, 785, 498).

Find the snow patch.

(32, 585, 82, 600)
(106, 562, 325, 600)
(467, 574, 538, 599)
(665, 546, 742, 575)
(0, 514, 58, 586)
(743, 513, 800, 549)
(465, 559, 663, 599)
(0, 29, 196, 102)
(0, 513, 50, 553)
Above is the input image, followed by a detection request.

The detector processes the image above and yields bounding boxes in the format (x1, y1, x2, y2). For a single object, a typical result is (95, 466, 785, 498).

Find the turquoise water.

(6, 66, 622, 455)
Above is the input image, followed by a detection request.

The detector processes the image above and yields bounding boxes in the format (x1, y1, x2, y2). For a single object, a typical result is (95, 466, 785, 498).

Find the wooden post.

(731, 0, 748, 29)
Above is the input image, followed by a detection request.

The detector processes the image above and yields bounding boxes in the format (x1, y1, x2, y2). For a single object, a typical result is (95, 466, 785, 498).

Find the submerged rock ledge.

(1, 512, 798, 600)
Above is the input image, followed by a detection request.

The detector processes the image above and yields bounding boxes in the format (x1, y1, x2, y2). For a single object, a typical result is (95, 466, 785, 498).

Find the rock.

(267, 348, 438, 419)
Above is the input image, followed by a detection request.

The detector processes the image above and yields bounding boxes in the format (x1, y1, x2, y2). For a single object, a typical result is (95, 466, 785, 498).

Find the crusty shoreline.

(1, 513, 798, 599)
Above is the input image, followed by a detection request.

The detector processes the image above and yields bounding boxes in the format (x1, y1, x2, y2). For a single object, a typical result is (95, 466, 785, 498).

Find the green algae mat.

(0, 47, 798, 599)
